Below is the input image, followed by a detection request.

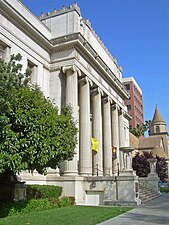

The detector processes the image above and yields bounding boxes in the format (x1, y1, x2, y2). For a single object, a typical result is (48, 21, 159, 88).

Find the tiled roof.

(129, 132, 139, 149)
(151, 145, 167, 158)
(138, 136, 161, 149)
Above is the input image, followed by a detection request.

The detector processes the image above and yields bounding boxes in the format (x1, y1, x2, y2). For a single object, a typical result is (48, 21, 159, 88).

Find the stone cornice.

(51, 33, 129, 100)
(39, 3, 81, 20)
(81, 19, 122, 71)
(1, 1, 129, 100)
(0, 0, 52, 52)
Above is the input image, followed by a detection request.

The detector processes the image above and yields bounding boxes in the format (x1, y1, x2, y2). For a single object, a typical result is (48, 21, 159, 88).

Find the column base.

(79, 172, 92, 177)
(119, 169, 136, 176)
(63, 171, 79, 176)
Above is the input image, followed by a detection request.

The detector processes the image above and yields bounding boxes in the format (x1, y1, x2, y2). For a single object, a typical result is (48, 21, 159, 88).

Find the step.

(140, 194, 161, 204)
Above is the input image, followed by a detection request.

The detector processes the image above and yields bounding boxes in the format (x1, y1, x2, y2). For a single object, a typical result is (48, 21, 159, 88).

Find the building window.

(124, 127, 127, 140)
(0, 45, 5, 59)
(27, 60, 37, 84)
(0, 42, 11, 61)
(124, 84, 130, 90)
(156, 126, 160, 133)
(127, 105, 131, 110)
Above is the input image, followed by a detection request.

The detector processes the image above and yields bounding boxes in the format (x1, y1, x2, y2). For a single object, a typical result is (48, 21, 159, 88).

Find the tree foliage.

(130, 120, 152, 137)
(0, 54, 77, 175)
(130, 124, 145, 137)
(132, 151, 168, 181)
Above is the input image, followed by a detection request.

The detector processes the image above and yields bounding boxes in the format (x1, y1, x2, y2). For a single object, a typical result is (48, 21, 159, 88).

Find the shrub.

(0, 186, 74, 218)
(27, 185, 62, 199)
(57, 196, 75, 207)
(0, 199, 54, 218)
(160, 187, 169, 193)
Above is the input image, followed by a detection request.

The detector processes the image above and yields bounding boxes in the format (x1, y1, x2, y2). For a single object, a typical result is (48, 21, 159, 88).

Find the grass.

(0, 205, 132, 225)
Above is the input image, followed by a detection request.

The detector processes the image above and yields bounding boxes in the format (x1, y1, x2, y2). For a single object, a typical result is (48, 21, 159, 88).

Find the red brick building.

(122, 77, 144, 128)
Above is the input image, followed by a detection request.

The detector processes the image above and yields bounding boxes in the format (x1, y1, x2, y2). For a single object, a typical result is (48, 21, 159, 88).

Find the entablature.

(51, 33, 129, 100)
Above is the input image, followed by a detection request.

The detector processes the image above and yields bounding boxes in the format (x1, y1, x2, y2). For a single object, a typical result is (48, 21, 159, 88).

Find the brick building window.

(124, 84, 130, 90)
(127, 105, 131, 110)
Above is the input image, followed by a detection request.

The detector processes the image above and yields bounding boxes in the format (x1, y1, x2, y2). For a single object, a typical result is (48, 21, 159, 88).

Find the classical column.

(61, 65, 80, 176)
(102, 97, 112, 176)
(79, 77, 92, 176)
(4, 47, 11, 62)
(118, 108, 125, 171)
(111, 103, 120, 175)
(92, 87, 103, 176)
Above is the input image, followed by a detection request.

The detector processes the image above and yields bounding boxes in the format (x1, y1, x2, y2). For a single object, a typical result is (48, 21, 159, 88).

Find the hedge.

(26, 185, 63, 199)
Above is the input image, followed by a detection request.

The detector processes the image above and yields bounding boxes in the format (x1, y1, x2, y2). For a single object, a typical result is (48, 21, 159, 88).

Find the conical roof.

(151, 105, 165, 125)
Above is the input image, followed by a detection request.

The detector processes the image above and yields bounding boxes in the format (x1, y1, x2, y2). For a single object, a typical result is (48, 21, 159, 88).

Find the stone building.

(1, 0, 140, 205)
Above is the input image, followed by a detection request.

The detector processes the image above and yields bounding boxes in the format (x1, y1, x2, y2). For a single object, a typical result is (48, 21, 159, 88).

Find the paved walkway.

(98, 193, 169, 225)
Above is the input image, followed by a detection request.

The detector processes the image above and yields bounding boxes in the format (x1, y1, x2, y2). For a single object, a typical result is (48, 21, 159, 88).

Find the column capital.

(79, 76, 93, 87)
(118, 107, 125, 116)
(62, 65, 81, 77)
(91, 87, 104, 97)
(111, 103, 120, 110)
(119, 108, 129, 119)
(102, 96, 113, 104)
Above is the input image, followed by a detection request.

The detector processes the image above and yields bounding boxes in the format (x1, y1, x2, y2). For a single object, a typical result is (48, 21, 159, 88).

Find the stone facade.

(0, 0, 139, 205)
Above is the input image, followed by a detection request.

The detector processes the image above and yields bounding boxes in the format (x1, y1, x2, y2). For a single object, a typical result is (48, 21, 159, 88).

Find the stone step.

(139, 191, 158, 196)
(139, 193, 160, 200)
(138, 182, 161, 204)
(140, 194, 161, 204)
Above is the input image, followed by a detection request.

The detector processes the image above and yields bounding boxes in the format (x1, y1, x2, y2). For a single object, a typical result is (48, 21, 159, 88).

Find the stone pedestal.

(148, 158, 157, 175)
(47, 167, 60, 181)
(14, 183, 27, 201)
(119, 147, 135, 172)
(0, 182, 26, 202)
(147, 158, 160, 192)
(114, 174, 139, 206)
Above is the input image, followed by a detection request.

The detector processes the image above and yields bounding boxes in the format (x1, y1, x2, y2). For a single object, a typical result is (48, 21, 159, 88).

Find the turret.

(149, 105, 167, 135)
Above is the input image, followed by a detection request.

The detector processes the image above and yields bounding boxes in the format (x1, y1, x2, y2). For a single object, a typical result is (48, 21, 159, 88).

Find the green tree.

(130, 120, 152, 138)
(0, 54, 77, 177)
(130, 123, 145, 137)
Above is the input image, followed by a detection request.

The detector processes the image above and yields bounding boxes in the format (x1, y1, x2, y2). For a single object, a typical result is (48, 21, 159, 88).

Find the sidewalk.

(97, 193, 169, 225)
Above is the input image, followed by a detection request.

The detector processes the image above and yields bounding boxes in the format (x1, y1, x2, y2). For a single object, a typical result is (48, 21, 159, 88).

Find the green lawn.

(0, 205, 132, 225)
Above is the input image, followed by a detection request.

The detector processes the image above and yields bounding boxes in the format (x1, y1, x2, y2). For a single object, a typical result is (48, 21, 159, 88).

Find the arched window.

(156, 126, 160, 133)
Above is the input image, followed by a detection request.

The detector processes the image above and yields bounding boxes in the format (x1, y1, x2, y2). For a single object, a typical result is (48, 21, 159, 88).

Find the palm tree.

(130, 120, 152, 138)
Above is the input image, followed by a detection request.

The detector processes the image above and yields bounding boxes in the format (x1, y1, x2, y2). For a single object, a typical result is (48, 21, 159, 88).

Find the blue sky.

(21, 0, 169, 131)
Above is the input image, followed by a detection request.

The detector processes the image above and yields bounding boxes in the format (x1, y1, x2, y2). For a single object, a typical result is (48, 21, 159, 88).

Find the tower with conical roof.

(149, 105, 167, 135)
(149, 105, 169, 157)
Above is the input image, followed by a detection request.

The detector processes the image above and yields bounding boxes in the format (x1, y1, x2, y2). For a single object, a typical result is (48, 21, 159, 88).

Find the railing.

(139, 178, 158, 192)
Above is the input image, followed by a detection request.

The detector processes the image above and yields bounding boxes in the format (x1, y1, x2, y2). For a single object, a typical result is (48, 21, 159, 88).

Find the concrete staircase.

(139, 180, 161, 204)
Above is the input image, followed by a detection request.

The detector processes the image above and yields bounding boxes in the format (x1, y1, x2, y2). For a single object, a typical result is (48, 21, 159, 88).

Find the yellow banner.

(91, 138, 99, 152)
